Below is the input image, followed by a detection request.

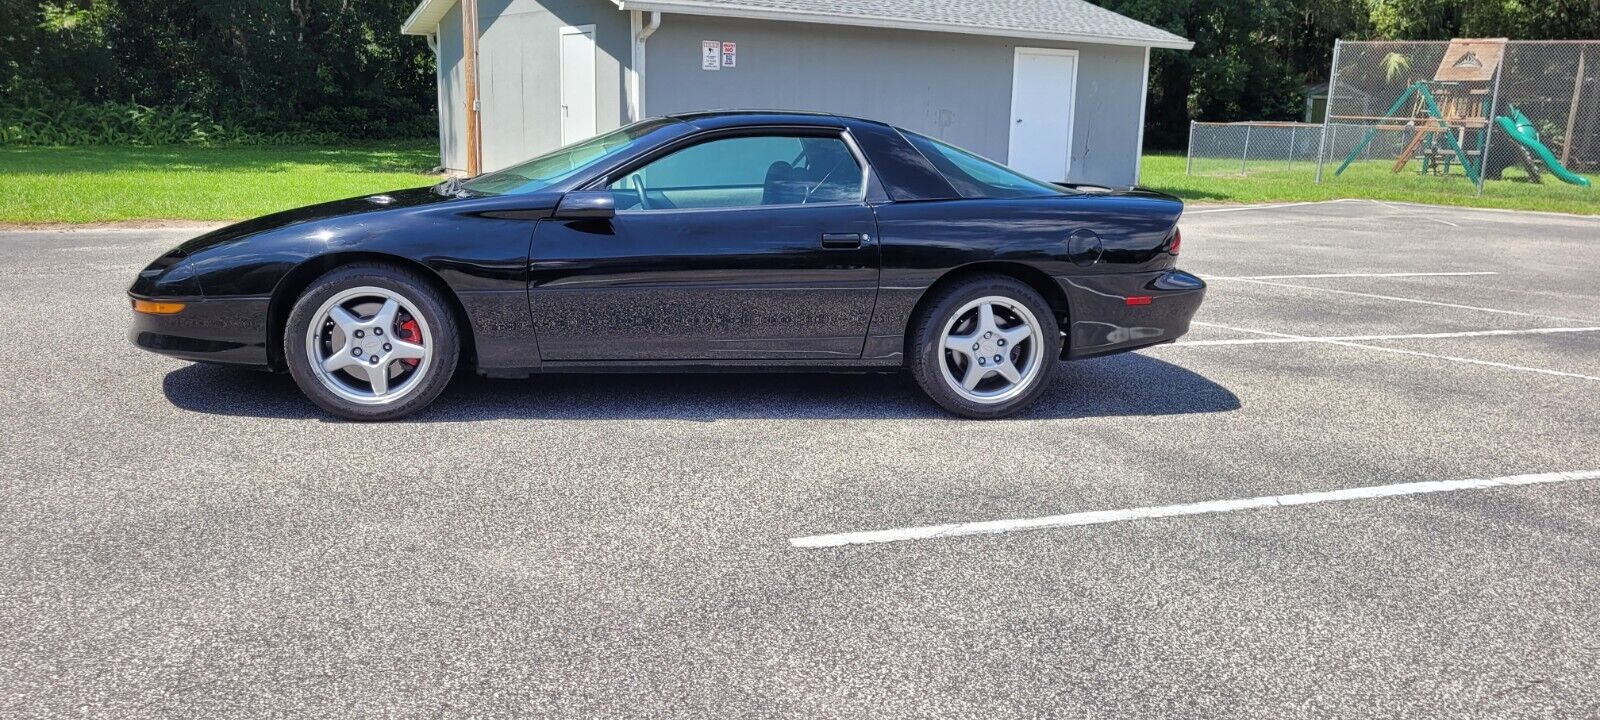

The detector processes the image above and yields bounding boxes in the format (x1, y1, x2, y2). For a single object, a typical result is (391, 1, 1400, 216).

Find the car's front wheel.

(284, 264, 459, 421)
(909, 275, 1061, 419)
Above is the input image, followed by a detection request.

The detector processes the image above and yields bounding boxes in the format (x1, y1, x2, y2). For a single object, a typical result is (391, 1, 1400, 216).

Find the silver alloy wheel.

(304, 286, 433, 406)
(937, 295, 1045, 404)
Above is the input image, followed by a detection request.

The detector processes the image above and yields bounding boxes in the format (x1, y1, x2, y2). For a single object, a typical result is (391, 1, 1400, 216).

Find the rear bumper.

(127, 295, 272, 367)
(1055, 269, 1206, 360)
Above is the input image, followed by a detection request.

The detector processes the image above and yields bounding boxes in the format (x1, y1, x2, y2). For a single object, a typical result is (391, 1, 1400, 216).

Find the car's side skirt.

(478, 358, 905, 379)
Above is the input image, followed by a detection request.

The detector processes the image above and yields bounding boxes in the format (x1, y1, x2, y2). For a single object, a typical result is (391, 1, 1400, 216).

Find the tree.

(1461, 0, 1600, 40)
(1, 0, 435, 140)
(1097, 0, 1363, 148)
(1096, 0, 1600, 150)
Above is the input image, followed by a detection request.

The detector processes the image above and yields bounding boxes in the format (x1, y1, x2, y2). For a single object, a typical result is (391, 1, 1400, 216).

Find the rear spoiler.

(1051, 181, 1116, 194)
(1052, 182, 1183, 205)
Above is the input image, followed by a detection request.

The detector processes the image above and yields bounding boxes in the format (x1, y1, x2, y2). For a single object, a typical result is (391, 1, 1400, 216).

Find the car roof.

(666, 110, 883, 131)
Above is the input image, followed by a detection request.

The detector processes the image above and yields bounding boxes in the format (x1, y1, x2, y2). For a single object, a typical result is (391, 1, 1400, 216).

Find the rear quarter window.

(901, 131, 1068, 200)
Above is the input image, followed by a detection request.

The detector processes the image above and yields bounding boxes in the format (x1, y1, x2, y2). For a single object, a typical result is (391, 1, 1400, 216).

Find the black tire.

(284, 263, 460, 421)
(908, 274, 1061, 419)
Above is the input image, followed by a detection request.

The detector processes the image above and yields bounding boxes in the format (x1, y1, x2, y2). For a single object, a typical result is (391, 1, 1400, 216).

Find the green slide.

(1494, 105, 1591, 187)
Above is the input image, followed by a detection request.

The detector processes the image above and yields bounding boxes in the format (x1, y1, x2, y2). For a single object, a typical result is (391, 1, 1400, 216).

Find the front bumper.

(128, 294, 273, 367)
(1055, 269, 1206, 360)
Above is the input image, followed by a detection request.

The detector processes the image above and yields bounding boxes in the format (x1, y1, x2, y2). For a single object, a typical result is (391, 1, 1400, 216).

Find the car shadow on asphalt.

(160, 352, 1239, 422)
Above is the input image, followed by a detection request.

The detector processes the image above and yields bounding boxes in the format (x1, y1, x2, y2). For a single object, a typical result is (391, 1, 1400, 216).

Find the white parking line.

(1204, 271, 1496, 280)
(1193, 321, 1600, 382)
(1171, 326, 1600, 347)
(1184, 199, 1358, 215)
(789, 469, 1600, 549)
(1218, 277, 1594, 323)
(1374, 200, 1600, 221)
(1365, 200, 1460, 228)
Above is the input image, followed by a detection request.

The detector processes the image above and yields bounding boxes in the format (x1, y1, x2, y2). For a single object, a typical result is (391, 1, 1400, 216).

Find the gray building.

(402, 0, 1190, 187)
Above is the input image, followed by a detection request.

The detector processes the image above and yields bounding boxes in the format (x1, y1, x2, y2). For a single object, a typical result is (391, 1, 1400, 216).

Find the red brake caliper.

(397, 318, 422, 367)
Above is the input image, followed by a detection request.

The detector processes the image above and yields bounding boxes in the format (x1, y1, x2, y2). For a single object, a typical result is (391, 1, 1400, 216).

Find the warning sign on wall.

(701, 41, 720, 70)
(721, 42, 737, 68)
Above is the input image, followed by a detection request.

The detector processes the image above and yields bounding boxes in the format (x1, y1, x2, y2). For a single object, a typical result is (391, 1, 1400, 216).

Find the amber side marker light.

(132, 298, 186, 315)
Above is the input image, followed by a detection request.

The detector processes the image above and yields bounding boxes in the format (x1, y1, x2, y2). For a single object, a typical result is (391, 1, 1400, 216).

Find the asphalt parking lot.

(3, 199, 1598, 718)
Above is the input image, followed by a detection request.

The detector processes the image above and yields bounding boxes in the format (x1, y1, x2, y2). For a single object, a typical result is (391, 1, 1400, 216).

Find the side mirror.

(553, 191, 616, 220)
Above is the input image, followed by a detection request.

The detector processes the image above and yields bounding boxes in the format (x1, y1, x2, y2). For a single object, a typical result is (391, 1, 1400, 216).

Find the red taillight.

(1126, 296, 1153, 306)
(1169, 227, 1182, 255)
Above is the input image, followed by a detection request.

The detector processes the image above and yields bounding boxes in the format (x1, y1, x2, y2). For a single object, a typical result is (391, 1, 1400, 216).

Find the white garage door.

(1007, 48, 1078, 182)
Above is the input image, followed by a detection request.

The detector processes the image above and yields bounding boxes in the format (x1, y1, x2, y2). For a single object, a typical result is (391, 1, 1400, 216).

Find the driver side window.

(609, 134, 864, 211)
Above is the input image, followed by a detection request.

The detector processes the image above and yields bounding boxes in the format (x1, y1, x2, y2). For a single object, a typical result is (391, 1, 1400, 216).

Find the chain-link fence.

(1187, 122, 1323, 176)
(1187, 40, 1599, 199)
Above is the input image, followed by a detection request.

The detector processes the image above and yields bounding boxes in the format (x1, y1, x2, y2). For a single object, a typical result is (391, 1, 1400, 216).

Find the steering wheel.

(627, 172, 648, 210)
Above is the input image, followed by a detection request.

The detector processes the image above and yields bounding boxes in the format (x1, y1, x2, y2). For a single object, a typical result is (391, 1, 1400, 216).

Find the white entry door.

(1007, 48, 1078, 182)
(559, 25, 597, 145)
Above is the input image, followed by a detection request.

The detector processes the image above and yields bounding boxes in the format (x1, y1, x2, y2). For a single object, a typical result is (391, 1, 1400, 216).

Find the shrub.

(0, 88, 350, 147)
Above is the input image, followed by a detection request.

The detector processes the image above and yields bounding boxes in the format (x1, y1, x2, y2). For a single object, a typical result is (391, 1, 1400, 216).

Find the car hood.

(131, 185, 568, 298)
(174, 186, 456, 257)
(131, 186, 463, 297)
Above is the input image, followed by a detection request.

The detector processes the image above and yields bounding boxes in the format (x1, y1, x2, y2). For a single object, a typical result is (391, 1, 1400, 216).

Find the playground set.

(1329, 39, 1592, 188)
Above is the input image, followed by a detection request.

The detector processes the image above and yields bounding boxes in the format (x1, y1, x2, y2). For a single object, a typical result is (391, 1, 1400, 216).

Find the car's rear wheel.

(285, 264, 459, 421)
(909, 275, 1060, 419)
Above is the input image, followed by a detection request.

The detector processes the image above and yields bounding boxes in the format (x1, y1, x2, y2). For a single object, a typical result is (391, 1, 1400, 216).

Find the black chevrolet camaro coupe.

(130, 111, 1204, 420)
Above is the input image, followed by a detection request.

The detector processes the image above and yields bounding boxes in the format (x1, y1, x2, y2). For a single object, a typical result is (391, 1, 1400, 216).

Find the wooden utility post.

(1562, 48, 1584, 167)
(462, 0, 482, 175)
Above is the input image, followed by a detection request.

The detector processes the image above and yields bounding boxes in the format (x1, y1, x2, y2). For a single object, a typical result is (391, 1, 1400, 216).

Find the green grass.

(2, 144, 1593, 223)
(1142, 152, 1600, 215)
(0, 143, 439, 224)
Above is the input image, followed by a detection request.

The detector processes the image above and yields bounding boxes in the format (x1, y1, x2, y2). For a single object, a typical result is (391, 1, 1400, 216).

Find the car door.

(528, 129, 881, 361)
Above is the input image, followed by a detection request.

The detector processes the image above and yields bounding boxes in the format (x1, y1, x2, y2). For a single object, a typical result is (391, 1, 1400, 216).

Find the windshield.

(901, 131, 1068, 199)
(461, 119, 675, 195)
